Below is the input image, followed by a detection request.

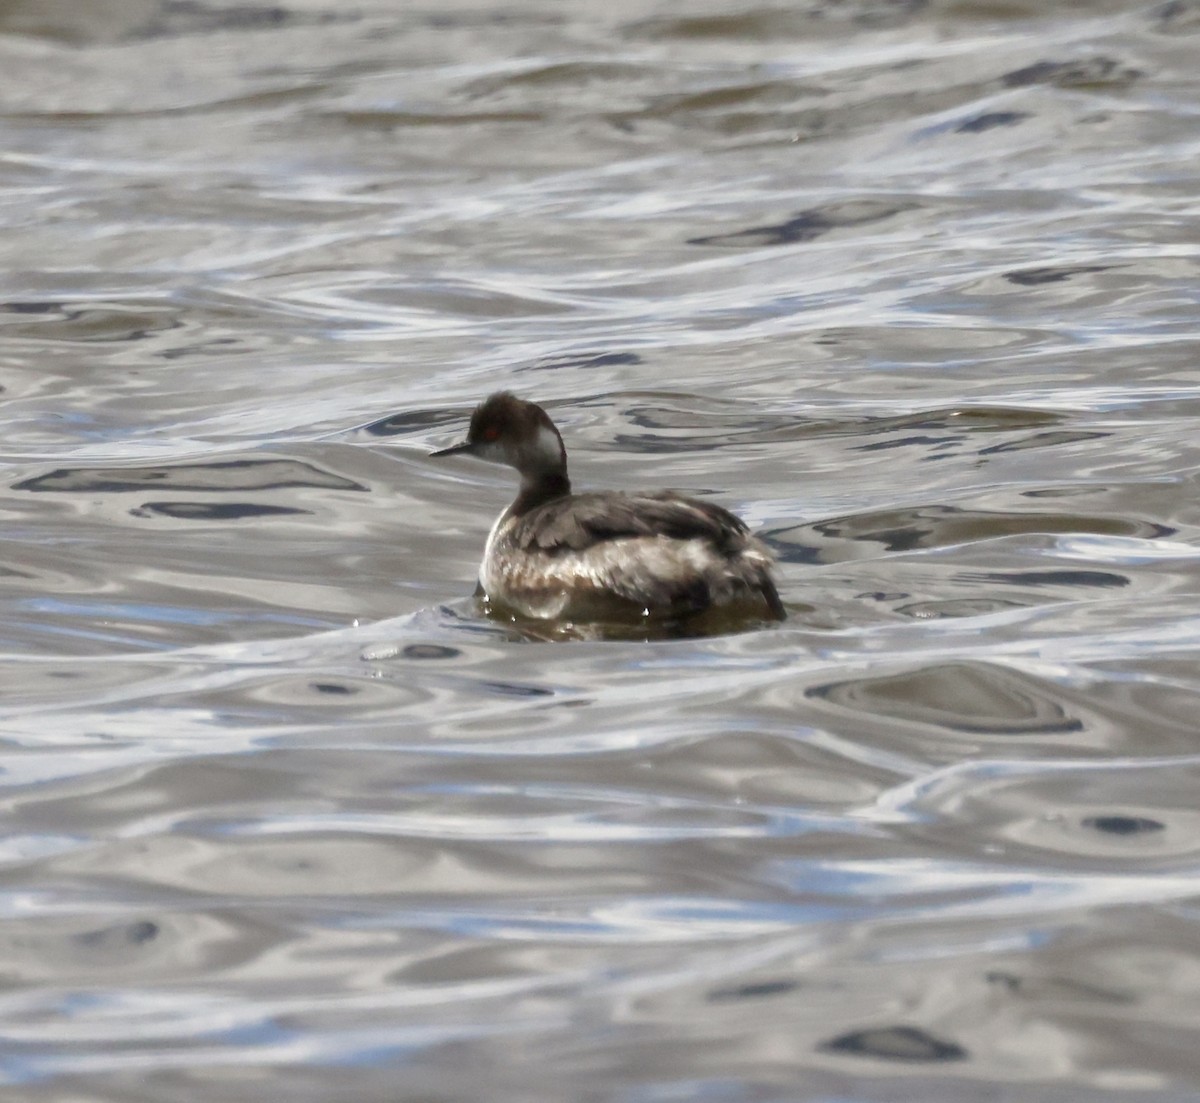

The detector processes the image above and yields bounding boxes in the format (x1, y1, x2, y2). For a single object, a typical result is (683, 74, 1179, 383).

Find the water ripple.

(2, 0, 1200, 1097)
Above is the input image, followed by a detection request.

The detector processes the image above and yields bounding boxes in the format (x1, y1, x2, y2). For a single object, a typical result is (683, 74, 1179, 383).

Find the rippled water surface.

(3, 0, 1200, 1098)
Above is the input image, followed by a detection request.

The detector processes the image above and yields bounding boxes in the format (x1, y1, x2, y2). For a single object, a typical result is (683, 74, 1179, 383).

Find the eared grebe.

(431, 393, 785, 622)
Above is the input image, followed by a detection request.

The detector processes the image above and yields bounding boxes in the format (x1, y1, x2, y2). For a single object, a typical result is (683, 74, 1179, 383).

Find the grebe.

(431, 393, 785, 622)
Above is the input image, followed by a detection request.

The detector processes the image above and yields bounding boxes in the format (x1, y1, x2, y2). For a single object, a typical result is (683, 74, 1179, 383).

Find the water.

(2, 0, 1199, 1098)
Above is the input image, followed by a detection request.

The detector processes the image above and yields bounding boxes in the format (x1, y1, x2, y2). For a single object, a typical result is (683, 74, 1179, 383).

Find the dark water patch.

(1083, 815, 1165, 836)
(854, 760, 1200, 866)
(402, 644, 462, 660)
(857, 432, 960, 453)
(1022, 487, 1086, 499)
(821, 1025, 967, 1063)
(1003, 264, 1115, 286)
(789, 505, 1172, 557)
(15, 458, 365, 495)
(480, 680, 556, 698)
(422, 8, 553, 31)
(328, 108, 546, 131)
(901, 408, 1062, 431)
(810, 662, 1082, 736)
(461, 61, 651, 100)
(1001, 57, 1140, 89)
(310, 682, 355, 696)
(76, 919, 159, 949)
(1, 300, 64, 315)
(131, 501, 312, 520)
(708, 978, 799, 1002)
(629, 1, 927, 40)
(528, 351, 643, 372)
(0, 1, 342, 44)
(201, 671, 431, 717)
(479, 603, 776, 643)
(975, 569, 1128, 589)
(0, 562, 36, 579)
(955, 111, 1029, 133)
(0, 300, 183, 343)
(765, 535, 825, 565)
(159, 336, 244, 360)
(139, 2, 300, 38)
(979, 430, 1112, 455)
(647, 79, 818, 121)
(987, 969, 1022, 993)
(1151, 0, 1200, 31)
(688, 199, 915, 248)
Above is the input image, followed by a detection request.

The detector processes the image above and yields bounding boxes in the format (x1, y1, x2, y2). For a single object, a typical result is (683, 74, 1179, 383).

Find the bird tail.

(760, 576, 786, 621)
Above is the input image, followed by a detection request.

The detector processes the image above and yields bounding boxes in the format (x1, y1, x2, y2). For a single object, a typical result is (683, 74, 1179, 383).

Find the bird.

(431, 392, 784, 623)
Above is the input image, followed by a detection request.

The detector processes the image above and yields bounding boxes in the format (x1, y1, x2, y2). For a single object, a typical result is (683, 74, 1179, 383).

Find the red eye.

(483, 426, 500, 442)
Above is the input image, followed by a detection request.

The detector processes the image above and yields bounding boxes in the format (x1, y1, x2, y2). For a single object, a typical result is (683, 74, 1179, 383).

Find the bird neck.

(512, 467, 571, 514)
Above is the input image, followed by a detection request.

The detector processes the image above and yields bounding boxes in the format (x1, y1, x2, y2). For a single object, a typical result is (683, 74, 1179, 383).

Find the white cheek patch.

(475, 440, 507, 465)
(534, 426, 563, 468)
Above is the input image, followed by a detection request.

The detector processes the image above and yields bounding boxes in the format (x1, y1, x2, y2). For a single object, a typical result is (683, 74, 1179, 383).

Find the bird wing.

(508, 491, 750, 553)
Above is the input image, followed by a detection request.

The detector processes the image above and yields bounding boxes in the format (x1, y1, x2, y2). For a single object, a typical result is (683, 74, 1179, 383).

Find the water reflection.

(131, 501, 311, 519)
(2, 0, 1200, 1097)
(688, 199, 915, 247)
(821, 1025, 967, 1063)
(776, 505, 1173, 559)
(810, 662, 1082, 736)
(14, 458, 366, 494)
(1003, 264, 1115, 286)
